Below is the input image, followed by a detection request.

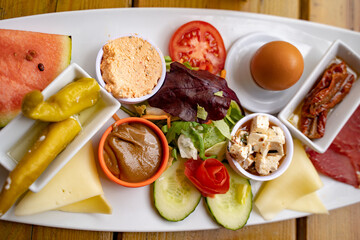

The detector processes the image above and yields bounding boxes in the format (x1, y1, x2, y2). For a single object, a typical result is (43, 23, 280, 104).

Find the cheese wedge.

(57, 195, 112, 214)
(15, 141, 112, 215)
(254, 139, 323, 220)
(288, 192, 328, 214)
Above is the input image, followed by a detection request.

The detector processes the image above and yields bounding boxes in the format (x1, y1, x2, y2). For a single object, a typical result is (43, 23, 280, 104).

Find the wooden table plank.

(0, 221, 32, 240)
(134, 0, 300, 18)
(304, 203, 360, 240)
(0, 0, 56, 19)
(55, 0, 131, 12)
(308, 0, 360, 31)
(31, 226, 113, 240)
(120, 221, 296, 240)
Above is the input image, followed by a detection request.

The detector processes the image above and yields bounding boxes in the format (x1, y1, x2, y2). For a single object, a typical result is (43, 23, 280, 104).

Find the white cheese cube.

(235, 130, 249, 140)
(251, 115, 269, 133)
(267, 154, 283, 163)
(268, 142, 284, 156)
(247, 143, 254, 155)
(259, 142, 270, 156)
(248, 132, 268, 148)
(232, 130, 249, 146)
(240, 154, 255, 170)
(255, 153, 280, 175)
(267, 126, 285, 144)
(230, 143, 250, 162)
(178, 134, 198, 159)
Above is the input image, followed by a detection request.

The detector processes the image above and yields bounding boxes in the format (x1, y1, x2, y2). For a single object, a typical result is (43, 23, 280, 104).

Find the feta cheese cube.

(248, 132, 268, 146)
(255, 153, 280, 175)
(251, 115, 269, 133)
(267, 154, 283, 163)
(240, 154, 255, 170)
(232, 130, 249, 146)
(230, 143, 250, 162)
(235, 130, 248, 139)
(259, 142, 270, 156)
(268, 142, 284, 156)
(178, 134, 198, 159)
(267, 126, 285, 144)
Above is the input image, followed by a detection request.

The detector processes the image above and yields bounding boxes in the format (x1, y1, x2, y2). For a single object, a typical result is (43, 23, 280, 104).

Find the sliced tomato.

(169, 21, 226, 75)
(184, 158, 230, 197)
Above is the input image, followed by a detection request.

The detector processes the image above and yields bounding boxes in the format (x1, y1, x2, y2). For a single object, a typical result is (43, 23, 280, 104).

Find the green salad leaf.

(197, 105, 208, 121)
(163, 100, 244, 161)
(224, 100, 243, 129)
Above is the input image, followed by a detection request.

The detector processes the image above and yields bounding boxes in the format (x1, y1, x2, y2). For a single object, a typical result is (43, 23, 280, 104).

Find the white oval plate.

(1, 8, 360, 233)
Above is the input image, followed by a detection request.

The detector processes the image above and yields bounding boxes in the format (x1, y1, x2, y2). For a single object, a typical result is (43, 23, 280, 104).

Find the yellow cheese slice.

(254, 139, 323, 220)
(15, 141, 112, 216)
(57, 195, 112, 214)
(288, 191, 328, 214)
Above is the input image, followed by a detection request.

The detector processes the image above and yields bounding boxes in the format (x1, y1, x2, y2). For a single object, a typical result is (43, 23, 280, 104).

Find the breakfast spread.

(0, 29, 71, 127)
(0, 12, 359, 232)
(103, 122, 162, 182)
(250, 41, 304, 91)
(229, 115, 286, 176)
(300, 61, 355, 139)
(100, 36, 163, 98)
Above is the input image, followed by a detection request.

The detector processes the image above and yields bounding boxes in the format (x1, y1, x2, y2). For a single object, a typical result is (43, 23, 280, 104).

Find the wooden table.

(0, 0, 359, 239)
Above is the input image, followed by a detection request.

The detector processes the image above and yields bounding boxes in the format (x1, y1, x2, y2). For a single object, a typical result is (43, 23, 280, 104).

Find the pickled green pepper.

(0, 117, 81, 216)
(22, 78, 100, 122)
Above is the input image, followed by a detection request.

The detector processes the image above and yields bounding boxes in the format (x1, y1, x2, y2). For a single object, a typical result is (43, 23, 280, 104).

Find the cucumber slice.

(205, 163, 252, 230)
(154, 158, 201, 221)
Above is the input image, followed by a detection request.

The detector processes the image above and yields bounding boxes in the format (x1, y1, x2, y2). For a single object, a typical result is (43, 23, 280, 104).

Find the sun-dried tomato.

(300, 61, 355, 139)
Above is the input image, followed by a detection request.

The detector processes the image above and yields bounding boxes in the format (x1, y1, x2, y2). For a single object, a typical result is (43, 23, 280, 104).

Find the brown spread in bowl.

(103, 122, 162, 183)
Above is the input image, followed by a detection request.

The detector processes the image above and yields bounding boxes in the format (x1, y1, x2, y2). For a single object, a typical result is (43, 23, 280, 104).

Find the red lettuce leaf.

(148, 62, 244, 123)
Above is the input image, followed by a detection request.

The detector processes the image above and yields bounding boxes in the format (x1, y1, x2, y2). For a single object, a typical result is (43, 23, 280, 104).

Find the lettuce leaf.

(165, 101, 244, 160)
(166, 121, 225, 160)
(148, 62, 244, 123)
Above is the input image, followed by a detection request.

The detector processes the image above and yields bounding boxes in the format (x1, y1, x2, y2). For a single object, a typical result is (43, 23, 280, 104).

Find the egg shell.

(250, 41, 304, 91)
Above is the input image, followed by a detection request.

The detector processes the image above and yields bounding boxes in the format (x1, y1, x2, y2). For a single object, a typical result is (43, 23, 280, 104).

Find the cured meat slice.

(306, 106, 360, 188)
(332, 106, 360, 155)
(306, 145, 359, 188)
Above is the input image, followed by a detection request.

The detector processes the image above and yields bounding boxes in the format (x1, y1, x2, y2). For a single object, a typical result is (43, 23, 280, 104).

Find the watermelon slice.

(0, 29, 72, 127)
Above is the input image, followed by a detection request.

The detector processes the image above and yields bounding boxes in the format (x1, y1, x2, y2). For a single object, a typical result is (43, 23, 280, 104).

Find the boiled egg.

(250, 41, 304, 91)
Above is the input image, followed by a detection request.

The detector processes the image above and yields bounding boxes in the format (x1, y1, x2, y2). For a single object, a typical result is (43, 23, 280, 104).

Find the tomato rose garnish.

(184, 158, 230, 197)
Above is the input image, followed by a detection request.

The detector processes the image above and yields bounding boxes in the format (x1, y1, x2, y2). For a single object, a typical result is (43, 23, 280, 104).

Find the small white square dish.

(0, 63, 120, 192)
(278, 40, 360, 153)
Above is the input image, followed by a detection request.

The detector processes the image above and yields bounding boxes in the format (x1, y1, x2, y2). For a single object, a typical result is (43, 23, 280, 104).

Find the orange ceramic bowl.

(98, 117, 169, 188)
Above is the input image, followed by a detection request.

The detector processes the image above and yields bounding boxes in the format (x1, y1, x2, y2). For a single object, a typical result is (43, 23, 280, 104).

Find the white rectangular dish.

(0, 63, 120, 192)
(0, 8, 360, 232)
(278, 40, 360, 153)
